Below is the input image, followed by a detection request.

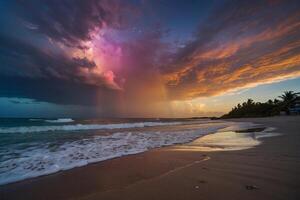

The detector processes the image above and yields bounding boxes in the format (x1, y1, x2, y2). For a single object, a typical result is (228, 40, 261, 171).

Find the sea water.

(0, 118, 256, 185)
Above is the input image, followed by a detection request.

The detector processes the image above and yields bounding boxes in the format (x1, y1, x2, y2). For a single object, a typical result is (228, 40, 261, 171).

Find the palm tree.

(267, 99, 273, 105)
(246, 98, 254, 105)
(273, 98, 280, 105)
(278, 91, 299, 114)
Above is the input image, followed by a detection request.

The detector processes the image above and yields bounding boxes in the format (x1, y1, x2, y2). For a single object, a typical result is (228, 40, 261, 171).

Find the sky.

(0, 0, 299, 118)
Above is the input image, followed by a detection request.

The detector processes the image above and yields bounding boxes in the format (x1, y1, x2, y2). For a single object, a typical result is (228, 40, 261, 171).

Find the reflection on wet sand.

(170, 127, 281, 152)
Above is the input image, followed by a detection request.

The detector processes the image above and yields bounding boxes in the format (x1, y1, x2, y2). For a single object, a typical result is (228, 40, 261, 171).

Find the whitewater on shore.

(0, 118, 276, 185)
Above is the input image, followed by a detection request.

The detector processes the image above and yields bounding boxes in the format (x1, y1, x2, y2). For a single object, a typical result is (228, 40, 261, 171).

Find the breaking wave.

(44, 118, 74, 123)
(0, 121, 181, 133)
(0, 123, 227, 185)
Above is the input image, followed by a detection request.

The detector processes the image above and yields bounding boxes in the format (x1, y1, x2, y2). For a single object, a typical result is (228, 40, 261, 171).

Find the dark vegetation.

(221, 91, 299, 118)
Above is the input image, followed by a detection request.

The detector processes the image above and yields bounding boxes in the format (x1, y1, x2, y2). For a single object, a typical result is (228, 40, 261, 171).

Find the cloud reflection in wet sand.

(169, 127, 281, 152)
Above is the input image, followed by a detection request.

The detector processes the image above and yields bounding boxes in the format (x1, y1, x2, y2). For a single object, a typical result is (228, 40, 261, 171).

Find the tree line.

(221, 91, 299, 118)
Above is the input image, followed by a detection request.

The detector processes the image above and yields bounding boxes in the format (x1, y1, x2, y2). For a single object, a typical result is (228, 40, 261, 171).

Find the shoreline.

(1, 116, 299, 200)
(0, 120, 256, 186)
(0, 120, 230, 186)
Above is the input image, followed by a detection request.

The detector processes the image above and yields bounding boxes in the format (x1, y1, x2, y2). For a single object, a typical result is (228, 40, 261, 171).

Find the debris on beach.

(198, 180, 207, 184)
(245, 185, 259, 190)
(236, 127, 266, 133)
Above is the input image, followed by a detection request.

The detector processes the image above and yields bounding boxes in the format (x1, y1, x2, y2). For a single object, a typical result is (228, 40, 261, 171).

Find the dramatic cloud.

(0, 0, 299, 117)
(17, 0, 126, 47)
(0, 0, 130, 108)
(162, 0, 300, 99)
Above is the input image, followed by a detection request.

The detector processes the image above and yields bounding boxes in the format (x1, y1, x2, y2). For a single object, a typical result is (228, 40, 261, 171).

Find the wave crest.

(0, 121, 181, 133)
(44, 118, 74, 123)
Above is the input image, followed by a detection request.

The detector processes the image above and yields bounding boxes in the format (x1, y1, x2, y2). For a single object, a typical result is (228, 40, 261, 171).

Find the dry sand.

(0, 116, 299, 200)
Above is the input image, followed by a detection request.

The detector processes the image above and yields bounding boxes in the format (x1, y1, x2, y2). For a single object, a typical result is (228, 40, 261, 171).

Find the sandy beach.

(0, 116, 299, 200)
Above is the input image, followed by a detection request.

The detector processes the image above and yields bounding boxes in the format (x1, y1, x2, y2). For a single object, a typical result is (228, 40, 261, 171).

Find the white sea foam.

(0, 122, 228, 185)
(0, 121, 181, 134)
(29, 119, 43, 121)
(45, 118, 74, 123)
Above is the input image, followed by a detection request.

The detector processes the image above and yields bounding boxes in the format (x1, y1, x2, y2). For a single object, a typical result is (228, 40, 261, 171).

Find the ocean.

(0, 117, 254, 185)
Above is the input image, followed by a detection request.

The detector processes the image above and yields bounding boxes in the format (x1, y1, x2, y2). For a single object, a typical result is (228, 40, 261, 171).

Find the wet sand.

(1, 116, 300, 200)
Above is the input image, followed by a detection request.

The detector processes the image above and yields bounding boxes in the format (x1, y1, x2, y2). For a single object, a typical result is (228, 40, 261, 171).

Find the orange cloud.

(162, 3, 300, 100)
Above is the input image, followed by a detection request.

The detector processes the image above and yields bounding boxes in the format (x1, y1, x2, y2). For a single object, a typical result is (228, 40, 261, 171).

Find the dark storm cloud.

(0, 0, 129, 106)
(0, 31, 124, 104)
(72, 57, 96, 68)
(162, 0, 300, 99)
(0, 33, 108, 84)
(16, 0, 125, 47)
(0, 75, 121, 106)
